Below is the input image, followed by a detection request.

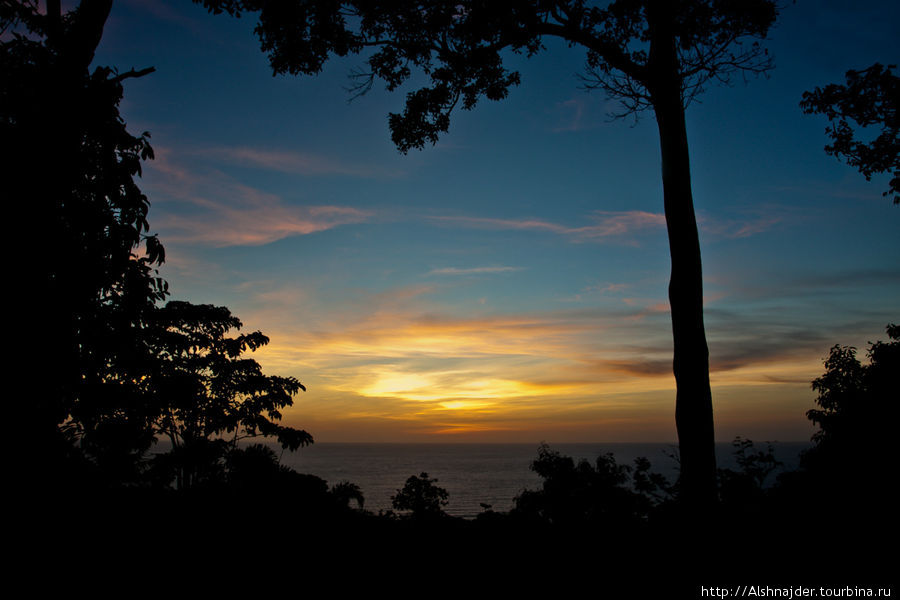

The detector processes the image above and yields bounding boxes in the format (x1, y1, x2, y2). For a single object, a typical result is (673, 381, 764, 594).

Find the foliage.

(766, 324, 898, 523)
(391, 472, 450, 518)
(801, 64, 899, 204)
(512, 443, 672, 528)
(195, 0, 777, 150)
(803, 323, 898, 472)
(146, 301, 312, 490)
(716, 437, 781, 507)
(331, 481, 366, 510)
(3, 0, 167, 486)
(222, 444, 337, 505)
(2, 3, 316, 493)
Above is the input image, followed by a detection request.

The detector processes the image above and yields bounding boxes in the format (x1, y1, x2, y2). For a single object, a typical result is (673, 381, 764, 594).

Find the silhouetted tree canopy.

(512, 443, 671, 528)
(3, 2, 315, 494)
(195, 0, 781, 509)
(766, 324, 899, 528)
(146, 301, 312, 490)
(331, 480, 366, 509)
(195, 0, 777, 150)
(801, 63, 899, 204)
(803, 323, 898, 473)
(3, 0, 167, 487)
(716, 437, 781, 509)
(392, 472, 450, 518)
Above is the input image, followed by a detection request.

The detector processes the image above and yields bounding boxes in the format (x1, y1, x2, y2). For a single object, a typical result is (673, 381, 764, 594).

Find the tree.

(146, 300, 312, 490)
(800, 63, 899, 204)
(512, 443, 670, 528)
(391, 472, 450, 518)
(3, 0, 167, 487)
(4, 2, 317, 498)
(803, 323, 897, 475)
(715, 436, 780, 509)
(331, 480, 366, 510)
(771, 324, 898, 524)
(195, 0, 779, 508)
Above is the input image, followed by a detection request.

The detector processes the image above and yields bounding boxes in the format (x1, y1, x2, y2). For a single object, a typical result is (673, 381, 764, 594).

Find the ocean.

(279, 441, 811, 518)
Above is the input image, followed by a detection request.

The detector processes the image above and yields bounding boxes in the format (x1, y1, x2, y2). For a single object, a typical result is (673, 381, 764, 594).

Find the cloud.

(427, 266, 524, 276)
(205, 145, 404, 178)
(708, 266, 900, 305)
(552, 98, 588, 133)
(430, 207, 791, 245)
(698, 213, 783, 239)
(431, 210, 666, 243)
(239, 277, 870, 441)
(561, 282, 630, 303)
(144, 147, 372, 247)
(157, 186, 370, 247)
(597, 283, 629, 294)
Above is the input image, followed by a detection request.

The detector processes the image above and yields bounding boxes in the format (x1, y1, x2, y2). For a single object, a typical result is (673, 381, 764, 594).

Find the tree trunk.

(649, 11, 718, 510)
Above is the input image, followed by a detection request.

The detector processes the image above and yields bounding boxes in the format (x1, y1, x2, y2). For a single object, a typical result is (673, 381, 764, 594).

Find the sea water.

(280, 442, 810, 518)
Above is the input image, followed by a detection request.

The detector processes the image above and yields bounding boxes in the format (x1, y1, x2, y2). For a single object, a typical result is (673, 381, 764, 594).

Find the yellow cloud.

(237, 281, 827, 442)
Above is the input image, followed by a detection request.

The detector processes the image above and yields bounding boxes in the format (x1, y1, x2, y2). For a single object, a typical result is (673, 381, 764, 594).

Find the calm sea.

(279, 442, 810, 518)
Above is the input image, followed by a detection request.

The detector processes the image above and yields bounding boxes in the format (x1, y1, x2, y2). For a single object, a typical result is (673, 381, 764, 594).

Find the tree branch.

(533, 20, 650, 85)
(111, 66, 156, 83)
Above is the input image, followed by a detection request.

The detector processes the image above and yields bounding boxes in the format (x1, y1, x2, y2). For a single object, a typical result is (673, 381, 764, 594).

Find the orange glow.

(240, 285, 827, 442)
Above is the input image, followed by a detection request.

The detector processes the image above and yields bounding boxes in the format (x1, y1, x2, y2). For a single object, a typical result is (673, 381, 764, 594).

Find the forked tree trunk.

(649, 12, 718, 510)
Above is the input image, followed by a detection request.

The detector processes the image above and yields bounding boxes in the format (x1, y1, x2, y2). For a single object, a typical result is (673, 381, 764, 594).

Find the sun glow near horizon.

(246, 300, 826, 442)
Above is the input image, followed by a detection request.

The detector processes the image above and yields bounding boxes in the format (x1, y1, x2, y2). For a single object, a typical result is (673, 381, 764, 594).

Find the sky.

(91, 0, 899, 443)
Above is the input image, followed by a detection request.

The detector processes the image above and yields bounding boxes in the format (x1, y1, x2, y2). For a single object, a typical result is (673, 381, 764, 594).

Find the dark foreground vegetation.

(19, 323, 897, 593)
(5, 2, 896, 593)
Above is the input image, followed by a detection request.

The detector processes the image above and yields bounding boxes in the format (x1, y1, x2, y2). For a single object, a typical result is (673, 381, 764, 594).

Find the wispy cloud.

(427, 266, 524, 276)
(161, 197, 370, 247)
(204, 145, 405, 178)
(431, 207, 793, 244)
(145, 147, 372, 247)
(699, 213, 783, 239)
(552, 98, 588, 133)
(237, 277, 860, 441)
(548, 95, 619, 133)
(431, 210, 666, 243)
(248, 278, 854, 392)
(590, 283, 629, 295)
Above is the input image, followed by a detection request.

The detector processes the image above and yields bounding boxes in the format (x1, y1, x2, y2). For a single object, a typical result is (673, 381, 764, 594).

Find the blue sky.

(92, 0, 899, 442)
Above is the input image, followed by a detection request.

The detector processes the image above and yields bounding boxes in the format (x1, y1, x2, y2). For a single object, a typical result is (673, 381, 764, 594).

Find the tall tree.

(196, 0, 779, 508)
(2, 0, 166, 485)
(800, 63, 899, 204)
(146, 301, 312, 490)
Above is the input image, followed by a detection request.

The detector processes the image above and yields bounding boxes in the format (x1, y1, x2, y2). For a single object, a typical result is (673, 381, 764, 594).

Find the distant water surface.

(281, 442, 810, 518)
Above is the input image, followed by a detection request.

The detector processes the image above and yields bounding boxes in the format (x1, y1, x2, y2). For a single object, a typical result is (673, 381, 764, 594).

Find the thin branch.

(534, 20, 650, 84)
(343, 67, 374, 101)
(111, 66, 156, 83)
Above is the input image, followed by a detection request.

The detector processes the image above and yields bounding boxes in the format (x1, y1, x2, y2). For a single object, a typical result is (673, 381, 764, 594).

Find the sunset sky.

(92, 0, 899, 443)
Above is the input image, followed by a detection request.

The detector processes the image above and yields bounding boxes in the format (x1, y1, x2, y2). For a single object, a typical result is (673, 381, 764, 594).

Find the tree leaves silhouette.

(146, 301, 312, 490)
(392, 472, 450, 519)
(801, 63, 899, 204)
(3, 0, 167, 486)
(3, 2, 313, 493)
